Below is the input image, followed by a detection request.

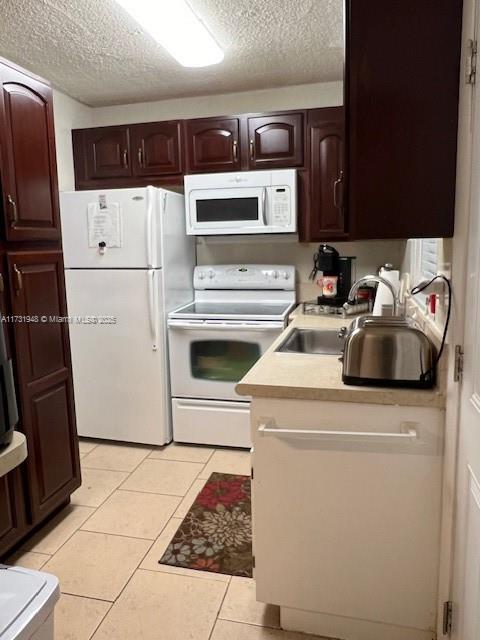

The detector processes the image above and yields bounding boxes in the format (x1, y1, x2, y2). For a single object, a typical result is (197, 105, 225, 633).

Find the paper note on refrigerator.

(87, 203, 122, 248)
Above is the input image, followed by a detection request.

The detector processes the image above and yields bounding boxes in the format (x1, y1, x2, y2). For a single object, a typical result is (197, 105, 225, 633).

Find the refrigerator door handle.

(147, 269, 159, 351)
(146, 188, 155, 268)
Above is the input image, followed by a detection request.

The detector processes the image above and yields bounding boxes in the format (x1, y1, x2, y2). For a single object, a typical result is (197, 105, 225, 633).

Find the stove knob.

(197, 271, 206, 280)
(281, 271, 290, 280)
(272, 270, 279, 279)
(207, 269, 215, 279)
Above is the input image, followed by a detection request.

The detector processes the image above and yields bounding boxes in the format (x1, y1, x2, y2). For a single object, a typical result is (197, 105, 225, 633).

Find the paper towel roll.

(373, 267, 400, 315)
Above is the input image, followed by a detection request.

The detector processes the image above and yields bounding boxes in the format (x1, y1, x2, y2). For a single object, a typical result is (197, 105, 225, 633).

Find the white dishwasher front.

(250, 398, 444, 640)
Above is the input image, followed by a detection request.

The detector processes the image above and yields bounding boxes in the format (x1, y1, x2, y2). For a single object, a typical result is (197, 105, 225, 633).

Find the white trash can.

(0, 565, 59, 640)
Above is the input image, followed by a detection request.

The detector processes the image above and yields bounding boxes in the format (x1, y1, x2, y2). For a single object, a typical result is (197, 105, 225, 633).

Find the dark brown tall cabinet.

(0, 58, 80, 559)
(345, 0, 463, 239)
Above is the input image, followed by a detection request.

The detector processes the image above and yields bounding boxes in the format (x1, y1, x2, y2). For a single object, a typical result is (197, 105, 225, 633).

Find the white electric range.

(168, 264, 295, 447)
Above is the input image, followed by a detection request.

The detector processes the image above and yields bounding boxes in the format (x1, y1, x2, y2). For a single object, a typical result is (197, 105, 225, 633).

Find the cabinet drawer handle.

(122, 149, 128, 167)
(258, 421, 418, 441)
(232, 140, 238, 161)
(249, 139, 255, 160)
(333, 171, 344, 209)
(13, 264, 22, 295)
(7, 195, 18, 228)
(138, 147, 144, 167)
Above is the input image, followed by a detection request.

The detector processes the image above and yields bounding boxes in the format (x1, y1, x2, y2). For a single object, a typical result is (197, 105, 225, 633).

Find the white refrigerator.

(60, 186, 194, 445)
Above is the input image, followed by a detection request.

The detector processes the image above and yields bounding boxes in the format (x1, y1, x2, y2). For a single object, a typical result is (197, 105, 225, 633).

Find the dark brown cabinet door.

(83, 126, 132, 180)
(185, 118, 240, 173)
(346, 0, 462, 239)
(247, 113, 304, 169)
(0, 63, 60, 241)
(302, 108, 346, 241)
(131, 121, 182, 177)
(0, 470, 26, 558)
(7, 250, 80, 522)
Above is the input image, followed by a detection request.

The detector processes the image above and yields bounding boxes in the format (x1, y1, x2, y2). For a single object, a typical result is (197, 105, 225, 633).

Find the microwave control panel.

(271, 188, 291, 225)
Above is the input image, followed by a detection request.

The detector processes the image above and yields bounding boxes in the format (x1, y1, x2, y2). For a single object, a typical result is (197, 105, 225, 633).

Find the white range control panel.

(194, 264, 296, 290)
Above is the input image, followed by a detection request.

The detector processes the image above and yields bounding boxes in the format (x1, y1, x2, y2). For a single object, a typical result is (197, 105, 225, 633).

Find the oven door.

(168, 319, 284, 400)
(187, 186, 267, 235)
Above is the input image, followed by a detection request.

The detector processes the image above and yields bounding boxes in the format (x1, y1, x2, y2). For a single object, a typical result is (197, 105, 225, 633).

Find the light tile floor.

(7, 439, 323, 640)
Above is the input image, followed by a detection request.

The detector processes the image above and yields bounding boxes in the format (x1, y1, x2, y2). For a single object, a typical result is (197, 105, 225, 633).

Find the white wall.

(52, 90, 93, 191)
(90, 81, 343, 126)
(197, 237, 406, 299)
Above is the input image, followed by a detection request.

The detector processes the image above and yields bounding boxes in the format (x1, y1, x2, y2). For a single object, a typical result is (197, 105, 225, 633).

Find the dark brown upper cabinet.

(345, 0, 463, 239)
(0, 60, 61, 241)
(302, 107, 346, 241)
(246, 113, 304, 169)
(7, 250, 80, 522)
(185, 117, 241, 173)
(131, 121, 182, 177)
(82, 126, 132, 180)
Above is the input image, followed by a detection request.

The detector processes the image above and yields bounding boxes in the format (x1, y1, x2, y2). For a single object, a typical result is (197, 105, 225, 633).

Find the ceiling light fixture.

(115, 0, 224, 68)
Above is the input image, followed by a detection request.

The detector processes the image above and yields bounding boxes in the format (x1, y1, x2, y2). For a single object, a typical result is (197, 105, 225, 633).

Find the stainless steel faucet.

(344, 275, 399, 316)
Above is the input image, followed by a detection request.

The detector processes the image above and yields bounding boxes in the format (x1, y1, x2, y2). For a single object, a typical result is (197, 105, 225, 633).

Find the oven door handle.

(168, 320, 284, 331)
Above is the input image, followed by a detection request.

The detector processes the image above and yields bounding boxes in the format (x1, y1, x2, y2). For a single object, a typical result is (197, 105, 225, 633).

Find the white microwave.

(184, 169, 297, 235)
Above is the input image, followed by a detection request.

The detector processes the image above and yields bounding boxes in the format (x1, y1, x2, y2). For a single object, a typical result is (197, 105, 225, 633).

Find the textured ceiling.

(0, 0, 344, 107)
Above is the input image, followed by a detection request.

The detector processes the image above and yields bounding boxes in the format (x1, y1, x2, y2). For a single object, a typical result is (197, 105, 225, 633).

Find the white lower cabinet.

(250, 398, 445, 640)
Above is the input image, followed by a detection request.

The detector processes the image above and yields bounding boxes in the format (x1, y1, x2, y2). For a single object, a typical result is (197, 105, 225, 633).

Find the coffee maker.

(309, 244, 356, 309)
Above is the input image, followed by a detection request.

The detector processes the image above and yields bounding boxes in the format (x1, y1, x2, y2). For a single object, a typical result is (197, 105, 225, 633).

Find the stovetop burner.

(171, 300, 292, 319)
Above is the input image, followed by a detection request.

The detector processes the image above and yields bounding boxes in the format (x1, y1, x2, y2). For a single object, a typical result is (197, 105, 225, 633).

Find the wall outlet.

(437, 263, 451, 311)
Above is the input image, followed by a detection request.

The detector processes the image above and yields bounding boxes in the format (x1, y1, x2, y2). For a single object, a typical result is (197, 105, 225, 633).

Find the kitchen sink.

(276, 328, 345, 355)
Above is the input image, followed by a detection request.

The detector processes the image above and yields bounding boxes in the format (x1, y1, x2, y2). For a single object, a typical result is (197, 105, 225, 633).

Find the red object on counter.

(429, 293, 436, 315)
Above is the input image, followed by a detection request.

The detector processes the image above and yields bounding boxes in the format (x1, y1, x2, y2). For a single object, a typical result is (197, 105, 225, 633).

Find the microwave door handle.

(261, 187, 267, 225)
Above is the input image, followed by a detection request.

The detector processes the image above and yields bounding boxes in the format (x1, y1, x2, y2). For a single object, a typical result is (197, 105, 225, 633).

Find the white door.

(65, 268, 170, 445)
(60, 187, 162, 269)
(451, 7, 480, 634)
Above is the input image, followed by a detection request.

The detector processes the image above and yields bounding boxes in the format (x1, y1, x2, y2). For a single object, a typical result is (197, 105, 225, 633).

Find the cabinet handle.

(249, 139, 255, 160)
(7, 195, 18, 228)
(13, 264, 22, 295)
(122, 149, 128, 167)
(258, 421, 419, 442)
(0, 273, 4, 293)
(333, 171, 344, 209)
(232, 140, 238, 161)
(138, 147, 144, 168)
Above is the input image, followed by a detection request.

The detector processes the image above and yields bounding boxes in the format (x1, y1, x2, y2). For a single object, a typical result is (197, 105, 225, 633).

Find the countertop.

(235, 306, 446, 409)
(0, 431, 27, 478)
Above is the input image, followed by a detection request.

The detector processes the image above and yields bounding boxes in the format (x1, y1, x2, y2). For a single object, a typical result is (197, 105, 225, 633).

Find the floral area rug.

(159, 472, 252, 577)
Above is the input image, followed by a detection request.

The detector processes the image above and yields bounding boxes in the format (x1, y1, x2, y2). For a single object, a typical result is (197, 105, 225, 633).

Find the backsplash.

(196, 237, 407, 301)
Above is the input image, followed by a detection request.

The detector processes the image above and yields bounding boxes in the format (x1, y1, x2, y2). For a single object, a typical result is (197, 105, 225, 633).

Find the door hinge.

(466, 38, 477, 85)
(250, 467, 254, 480)
(454, 345, 464, 382)
(252, 555, 255, 569)
(443, 600, 453, 635)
